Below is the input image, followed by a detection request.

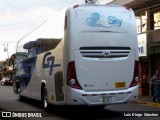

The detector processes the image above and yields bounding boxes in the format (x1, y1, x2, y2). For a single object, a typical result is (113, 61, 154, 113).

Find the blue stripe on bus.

(17, 56, 37, 93)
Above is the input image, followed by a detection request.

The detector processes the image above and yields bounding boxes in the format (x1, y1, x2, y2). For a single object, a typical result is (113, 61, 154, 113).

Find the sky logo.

(86, 12, 122, 28)
(108, 16, 122, 26)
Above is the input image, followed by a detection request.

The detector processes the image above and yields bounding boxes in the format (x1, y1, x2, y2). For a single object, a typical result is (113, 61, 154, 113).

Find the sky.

(0, 0, 111, 61)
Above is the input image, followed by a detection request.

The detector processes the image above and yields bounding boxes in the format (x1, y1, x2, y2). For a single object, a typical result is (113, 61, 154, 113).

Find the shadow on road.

(49, 106, 124, 119)
(18, 98, 124, 119)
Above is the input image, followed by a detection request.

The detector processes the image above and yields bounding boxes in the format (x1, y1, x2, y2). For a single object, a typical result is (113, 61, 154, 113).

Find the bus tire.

(42, 87, 50, 111)
(18, 94, 25, 102)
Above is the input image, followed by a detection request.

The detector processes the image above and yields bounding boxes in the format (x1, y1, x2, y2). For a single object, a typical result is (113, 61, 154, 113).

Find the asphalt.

(134, 95, 160, 108)
(0, 96, 159, 111)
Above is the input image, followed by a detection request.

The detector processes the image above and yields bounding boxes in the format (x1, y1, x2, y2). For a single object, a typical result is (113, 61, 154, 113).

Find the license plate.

(102, 96, 115, 102)
(115, 82, 126, 88)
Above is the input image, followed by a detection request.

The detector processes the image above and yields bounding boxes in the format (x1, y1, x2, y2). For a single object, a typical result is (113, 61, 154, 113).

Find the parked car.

(1, 77, 13, 86)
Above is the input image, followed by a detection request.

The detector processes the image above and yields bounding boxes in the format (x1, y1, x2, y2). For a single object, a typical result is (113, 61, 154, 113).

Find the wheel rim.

(18, 95, 20, 99)
(43, 89, 48, 108)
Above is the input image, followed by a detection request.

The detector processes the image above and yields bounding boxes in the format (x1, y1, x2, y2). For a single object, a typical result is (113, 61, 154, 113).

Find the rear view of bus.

(64, 4, 139, 106)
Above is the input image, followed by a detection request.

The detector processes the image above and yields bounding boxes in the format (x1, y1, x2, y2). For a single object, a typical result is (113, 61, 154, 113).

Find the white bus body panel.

(65, 86, 138, 105)
(64, 5, 139, 105)
(20, 41, 64, 105)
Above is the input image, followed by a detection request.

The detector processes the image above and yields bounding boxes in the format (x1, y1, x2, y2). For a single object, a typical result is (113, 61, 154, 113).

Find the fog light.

(70, 79, 75, 85)
(135, 77, 139, 83)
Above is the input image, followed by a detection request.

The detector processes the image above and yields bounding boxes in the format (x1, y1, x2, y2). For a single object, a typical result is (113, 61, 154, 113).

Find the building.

(0, 64, 3, 80)
(0, 61, 9, 82)
(109, 0, 160, 96)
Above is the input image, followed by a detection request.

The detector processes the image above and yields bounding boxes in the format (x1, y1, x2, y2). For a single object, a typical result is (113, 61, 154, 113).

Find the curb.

(133, 100, 160, 108)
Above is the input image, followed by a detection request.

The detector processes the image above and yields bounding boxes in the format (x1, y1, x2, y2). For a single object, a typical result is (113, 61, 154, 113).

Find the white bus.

(13, 4, 139, 111)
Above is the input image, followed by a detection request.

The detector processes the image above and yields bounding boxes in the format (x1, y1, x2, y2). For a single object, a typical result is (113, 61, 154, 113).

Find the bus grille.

(80, 47, 130, 58)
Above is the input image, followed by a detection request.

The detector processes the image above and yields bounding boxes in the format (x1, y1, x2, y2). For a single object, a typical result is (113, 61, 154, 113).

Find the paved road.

(0, 85, 160, 120)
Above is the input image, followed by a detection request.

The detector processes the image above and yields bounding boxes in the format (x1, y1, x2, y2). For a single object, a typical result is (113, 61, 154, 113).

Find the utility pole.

(7, 43, 9, 59)
(2, 44, 7, 52)
(7, 43, 9, 65)
(2, 43, 9, 65)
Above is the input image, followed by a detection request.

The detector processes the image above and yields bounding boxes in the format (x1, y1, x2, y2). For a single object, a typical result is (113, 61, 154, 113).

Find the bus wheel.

(18, 94, 25, 102)
(42, 87, 50, 111)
